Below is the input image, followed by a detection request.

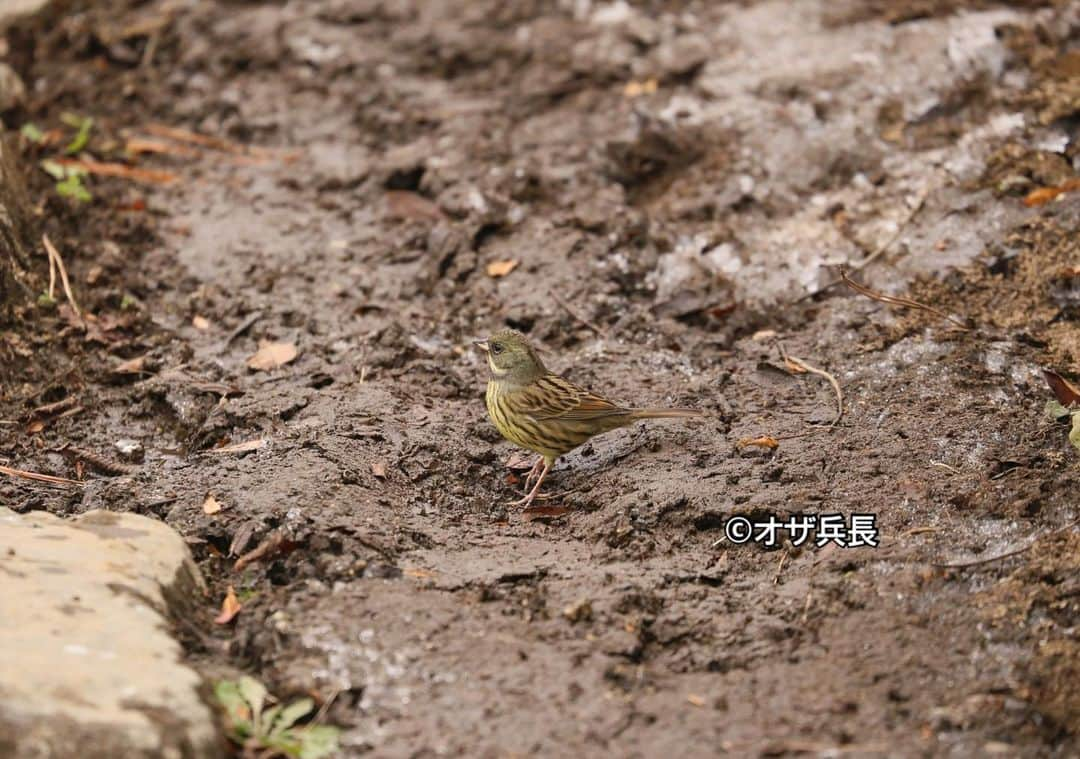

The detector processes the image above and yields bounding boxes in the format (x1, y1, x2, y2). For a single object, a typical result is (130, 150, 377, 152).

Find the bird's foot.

(523, 457, 545, 491)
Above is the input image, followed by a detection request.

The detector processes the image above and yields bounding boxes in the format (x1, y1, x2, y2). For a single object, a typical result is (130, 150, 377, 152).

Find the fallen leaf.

(214, 585, 242, 625)
(385, 190, 444, 221)
(623, 78, 658, 98)
(404, 568, 435, 579)
(192, 315, 211, 330)
(208, 438, 267, 455)
(27, 420, 45, 434)
(736, 436, 779, 450)
(1044, 369, 1080, 406)
(751, 329, 777, 341)
(522, 505, 571, 521)
(234, 531, 294, 572)
(247, 341, 298, 371)
(784, 357, 808, 374)
(112, 355, 147, 374)
(686, 694, 706, 707)
(485, 259, 519, 278)
(203, 493, 223, 515)
(371, 461, 387, 479)
(1024, 178, 1080, 207)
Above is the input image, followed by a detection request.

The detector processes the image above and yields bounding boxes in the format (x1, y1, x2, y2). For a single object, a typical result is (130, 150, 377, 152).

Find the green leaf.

(272, 698, 314, 734)
(1045, 400, 1070, 421)
(260, 704, 284, 738)
(41, 160, 66, 180)
(238, 676, 268, 731)
(63, 114, 93, 155)
(37, 292, 57, 309)
(56, 175, 92, 203)
(1069, 412, 1080, 453)
(214, 680, 254, 739)
(20, 123, 44, 142)
(297, 726, 341, 759)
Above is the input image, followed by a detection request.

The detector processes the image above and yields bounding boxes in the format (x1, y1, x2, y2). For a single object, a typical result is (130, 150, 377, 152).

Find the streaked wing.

(516, 372, 630, 421)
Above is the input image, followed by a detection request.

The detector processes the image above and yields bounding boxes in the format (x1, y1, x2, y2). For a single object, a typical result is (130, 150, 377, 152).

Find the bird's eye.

(491, 343, 503, 355)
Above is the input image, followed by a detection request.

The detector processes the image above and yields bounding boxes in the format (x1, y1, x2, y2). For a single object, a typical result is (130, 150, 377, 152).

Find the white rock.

(0, 508, 217, 758)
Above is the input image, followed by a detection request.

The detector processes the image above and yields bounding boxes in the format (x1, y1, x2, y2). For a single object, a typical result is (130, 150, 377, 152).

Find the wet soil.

(2, 1, 1079, 756)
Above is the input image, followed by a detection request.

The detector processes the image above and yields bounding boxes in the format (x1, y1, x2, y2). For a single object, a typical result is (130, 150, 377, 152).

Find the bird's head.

(475, 329, 547, 385)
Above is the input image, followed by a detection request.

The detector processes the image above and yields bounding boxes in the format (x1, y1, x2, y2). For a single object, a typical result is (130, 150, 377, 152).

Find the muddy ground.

(2, 0, 1080, 756)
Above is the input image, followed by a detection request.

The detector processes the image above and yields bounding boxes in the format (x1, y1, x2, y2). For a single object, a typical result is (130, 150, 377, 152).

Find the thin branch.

(549, 290, 606, 336)
(841, 269, 970, 330)
(798, 188, 928, 301)
(0, 463, 82, 488)
(42, 234, 82, 320)
(780, 347, 844, 428)
(932, 517, 1080, 569)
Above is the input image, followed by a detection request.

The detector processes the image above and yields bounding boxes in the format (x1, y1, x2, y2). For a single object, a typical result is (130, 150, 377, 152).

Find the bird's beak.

(474, 340, 490, 353)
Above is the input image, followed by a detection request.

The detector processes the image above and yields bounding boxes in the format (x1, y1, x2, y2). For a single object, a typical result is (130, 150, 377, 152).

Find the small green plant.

(60, 112, 94, 155)
(41, 159, 92, 203)
(37, 291, 57, 309)
(20, 122, 44, 143)
(214, 676, 340, 759)
(120, 294, 138, 311)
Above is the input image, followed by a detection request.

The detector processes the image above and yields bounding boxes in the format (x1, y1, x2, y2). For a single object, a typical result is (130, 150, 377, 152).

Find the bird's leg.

(523, 456, 545, 491)
(508, 458, 551, 508)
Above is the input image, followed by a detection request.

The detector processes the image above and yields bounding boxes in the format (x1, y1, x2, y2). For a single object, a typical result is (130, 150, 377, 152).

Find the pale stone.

(0, 508, 219, 759)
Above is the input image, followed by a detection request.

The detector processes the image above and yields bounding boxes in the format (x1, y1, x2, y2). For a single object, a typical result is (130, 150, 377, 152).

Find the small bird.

(476, 329, 703, 508)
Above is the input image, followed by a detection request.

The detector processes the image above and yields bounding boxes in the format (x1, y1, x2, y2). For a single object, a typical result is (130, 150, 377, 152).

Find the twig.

(52, 158, 178, 185)
(931, 517, 1080, 569)
(841, 269, 971, 330)
(42, 234, 82, 320)
(780, 348, 843, 428)
(222, 311, 262, 348)
(30, 396, 78, 419)
(798, 188, 928, 301)
(313, 688, 342, 725)
(59, 446, 140, 476)
(929, 460, 960, 475)
(0, 464, 82, 488)
(549, 290, 606, 336)
(901, 526, 943, 538)
(772, 549, 789, 585)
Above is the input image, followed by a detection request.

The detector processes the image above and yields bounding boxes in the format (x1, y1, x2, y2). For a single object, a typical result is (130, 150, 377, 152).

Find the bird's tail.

(629, 407, 704, 421)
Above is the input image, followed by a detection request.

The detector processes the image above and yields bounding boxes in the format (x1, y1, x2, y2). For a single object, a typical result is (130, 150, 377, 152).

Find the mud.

(2, 0, 1079, 756)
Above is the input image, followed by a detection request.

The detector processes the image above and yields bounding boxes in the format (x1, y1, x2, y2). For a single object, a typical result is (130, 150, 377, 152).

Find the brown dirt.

(2, 1, 1079, 756)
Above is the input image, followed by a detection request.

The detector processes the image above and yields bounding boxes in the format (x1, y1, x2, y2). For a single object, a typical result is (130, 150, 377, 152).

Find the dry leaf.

(26, 420, 45, 434)
(192, 315, 211, 330)
(247, 341, 298, 371)
(623, 79, 658, 98)
(371, 461, 387, 479)
(522, 505, 571, 520)
(485, 260, 519, 278)
(385, 190, 444, 221)
(1044, 369, 1080, 407)
(784, 357, 808, 374)
(214, 585, 242, 625)
(736, 436, 780, 450)
(112, 355, 147, 374)
(751, 329, 777, 342)
(686, 694, 706, 707)
(404, 567, 435, 579)
(1024, 179, 1080, 207)
(208, 438, 267, 455)
(202, 493, 223, 515)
